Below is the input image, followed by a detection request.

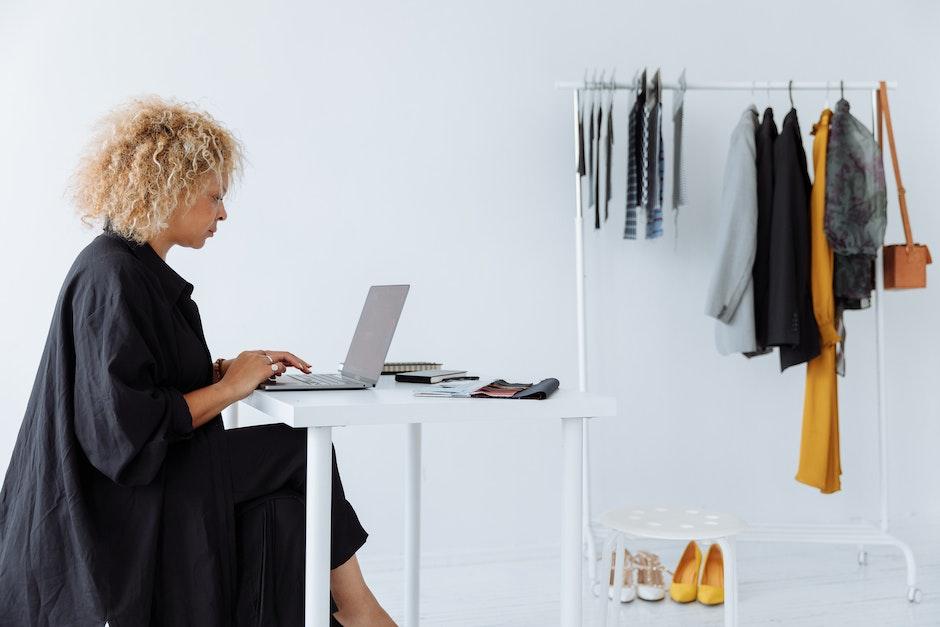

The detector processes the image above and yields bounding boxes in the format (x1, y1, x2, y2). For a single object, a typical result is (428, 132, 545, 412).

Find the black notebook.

(395, 369, 468, 384)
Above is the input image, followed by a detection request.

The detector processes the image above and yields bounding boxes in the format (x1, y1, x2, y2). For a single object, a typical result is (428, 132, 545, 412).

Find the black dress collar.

(102, 226, 194, 303)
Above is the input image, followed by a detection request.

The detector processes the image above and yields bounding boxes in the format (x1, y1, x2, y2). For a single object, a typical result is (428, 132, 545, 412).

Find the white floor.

(359, 522, 939, 626)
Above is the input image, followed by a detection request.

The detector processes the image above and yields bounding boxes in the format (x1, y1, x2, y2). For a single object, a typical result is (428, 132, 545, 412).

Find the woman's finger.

(283, 352, 312, 371)
(289, 352, 312, 369)
(268, 351, 311, 372)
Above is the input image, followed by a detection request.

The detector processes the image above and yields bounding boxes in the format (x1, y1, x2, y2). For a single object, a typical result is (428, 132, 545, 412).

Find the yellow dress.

(796, 108, 842, 493)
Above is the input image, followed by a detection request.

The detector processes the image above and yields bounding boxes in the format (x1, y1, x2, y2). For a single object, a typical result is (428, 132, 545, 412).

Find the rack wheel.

(857, 550, 869, 565)
(907, 587, 922, 603)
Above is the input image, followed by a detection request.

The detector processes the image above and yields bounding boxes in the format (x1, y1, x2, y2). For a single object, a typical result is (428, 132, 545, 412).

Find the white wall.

(1, 0, 938, 565)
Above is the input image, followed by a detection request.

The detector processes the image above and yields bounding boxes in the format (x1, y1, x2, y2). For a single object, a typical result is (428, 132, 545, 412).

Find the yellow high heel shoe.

(669, 540, 701, 603)
(697, 543, 724, 605)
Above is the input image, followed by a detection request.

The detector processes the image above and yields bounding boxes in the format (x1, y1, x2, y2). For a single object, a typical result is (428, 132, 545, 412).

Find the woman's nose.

(218, 205, 227, 221)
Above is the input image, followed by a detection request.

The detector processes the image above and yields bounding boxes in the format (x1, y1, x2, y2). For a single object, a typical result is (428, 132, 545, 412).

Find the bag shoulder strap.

(878, 80, 916, 248)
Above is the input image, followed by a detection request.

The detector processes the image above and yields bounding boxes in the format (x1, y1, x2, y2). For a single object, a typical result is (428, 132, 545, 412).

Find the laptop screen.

(340, 285, 409, 384)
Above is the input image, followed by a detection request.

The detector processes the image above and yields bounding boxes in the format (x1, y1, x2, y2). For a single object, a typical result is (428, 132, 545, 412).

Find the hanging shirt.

(825, 98, 887, 310)
(577, 99, 586, 178)
(645, 72, 664, 239)
(640, 89, 651, 222)
(595, 103, 603, 229)
(704, 106, 760, 355)
(588, 101, 596, 211)
(766, 108, 820, 371)
(0, 230, 238, 625)
(748, 107, 778, 357)
(624, 84, 646, 239)
(797, 108, 842, 494)
(671, 79, 687, 239)
(604, 101, 614, 224)
(595, 101, 605, 229)
(577, 98, 587, 222)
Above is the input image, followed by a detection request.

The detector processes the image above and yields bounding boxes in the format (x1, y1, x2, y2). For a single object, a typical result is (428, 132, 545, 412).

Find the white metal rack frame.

(555, 76, 921, 603)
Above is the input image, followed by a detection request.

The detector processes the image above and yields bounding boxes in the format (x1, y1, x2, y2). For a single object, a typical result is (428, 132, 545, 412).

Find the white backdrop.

(1, 0, 938, 565)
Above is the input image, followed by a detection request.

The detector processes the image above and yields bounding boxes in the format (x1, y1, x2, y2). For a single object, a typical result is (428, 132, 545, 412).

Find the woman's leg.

(330, 554, 396, 626)
(226, 423, 393, 624)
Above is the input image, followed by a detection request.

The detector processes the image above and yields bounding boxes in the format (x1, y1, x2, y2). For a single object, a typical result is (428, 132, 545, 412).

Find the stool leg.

(716, 537, 738, 627)
(611, 533, 627, 606)
(596, 530, 617, 626)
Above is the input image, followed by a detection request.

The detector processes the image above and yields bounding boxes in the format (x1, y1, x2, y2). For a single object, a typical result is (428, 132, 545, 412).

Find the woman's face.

(166, 176, 228, 249)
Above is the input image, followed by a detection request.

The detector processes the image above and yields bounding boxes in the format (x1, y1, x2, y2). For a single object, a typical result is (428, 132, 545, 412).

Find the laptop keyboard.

(289, 373, 353, 386)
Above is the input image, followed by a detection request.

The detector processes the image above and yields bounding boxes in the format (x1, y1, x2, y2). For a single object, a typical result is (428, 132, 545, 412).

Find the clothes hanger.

(579, 68, 588, 115)
(825, 81, 831, 110)
(607, 68, 616, 110)
(675, 69, 687, 114)
(585, 68, 597, 114)
(654, 67, 662, 104)
(581, 68, 587, 102)
(788, 79, 795, 110)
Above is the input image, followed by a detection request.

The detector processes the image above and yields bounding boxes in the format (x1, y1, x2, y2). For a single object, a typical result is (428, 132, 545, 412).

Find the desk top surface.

(238, 374, 617, 427)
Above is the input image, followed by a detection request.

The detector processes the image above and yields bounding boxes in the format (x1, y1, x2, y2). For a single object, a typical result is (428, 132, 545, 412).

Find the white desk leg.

(404, 422, 422, 627)
(561, 417, 584, 627)
(306, 427, 333, 627)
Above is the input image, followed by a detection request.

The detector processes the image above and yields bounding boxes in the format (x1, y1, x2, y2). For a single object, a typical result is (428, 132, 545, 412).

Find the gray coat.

(705, 106, 760, 355)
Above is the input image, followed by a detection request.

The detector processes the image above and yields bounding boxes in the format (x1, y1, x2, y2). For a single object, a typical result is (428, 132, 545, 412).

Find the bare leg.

(331, 554, 397, 626)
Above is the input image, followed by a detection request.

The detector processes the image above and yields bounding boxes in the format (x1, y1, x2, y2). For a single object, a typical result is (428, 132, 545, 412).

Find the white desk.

(235, 375, 616, 626)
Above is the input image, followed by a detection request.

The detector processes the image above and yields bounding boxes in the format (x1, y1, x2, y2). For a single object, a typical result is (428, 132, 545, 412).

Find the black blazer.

(765, 109, 820, 371)
(752, 107, 778, 352)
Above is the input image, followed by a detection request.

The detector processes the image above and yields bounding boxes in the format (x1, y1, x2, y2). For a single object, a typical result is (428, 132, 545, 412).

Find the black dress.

(765, 109, 820, 371)
(0, 230, 367, 625)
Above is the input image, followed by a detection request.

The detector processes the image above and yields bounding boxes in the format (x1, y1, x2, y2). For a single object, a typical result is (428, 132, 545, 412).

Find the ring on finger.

(270, 364, 278, 372)
(263, 352, 274, 364)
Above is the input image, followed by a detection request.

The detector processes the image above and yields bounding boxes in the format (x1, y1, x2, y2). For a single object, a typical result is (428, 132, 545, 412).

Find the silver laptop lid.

(340, 285, 409, 385)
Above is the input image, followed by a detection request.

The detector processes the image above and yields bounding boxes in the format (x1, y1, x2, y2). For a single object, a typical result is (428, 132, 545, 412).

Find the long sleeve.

(705, 109, 759, 325)
(73, 277, 195, 487)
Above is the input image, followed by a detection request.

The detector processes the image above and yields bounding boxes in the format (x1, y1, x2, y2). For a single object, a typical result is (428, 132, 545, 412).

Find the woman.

(0, 95, 395, 626)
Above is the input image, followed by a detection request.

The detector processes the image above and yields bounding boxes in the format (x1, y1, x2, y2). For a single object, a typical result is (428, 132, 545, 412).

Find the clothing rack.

(554, 76, 921, 610)
(556, 80, 898, 92)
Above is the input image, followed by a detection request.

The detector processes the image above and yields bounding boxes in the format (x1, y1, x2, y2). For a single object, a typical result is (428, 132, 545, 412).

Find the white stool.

(596, 506, 747, 627)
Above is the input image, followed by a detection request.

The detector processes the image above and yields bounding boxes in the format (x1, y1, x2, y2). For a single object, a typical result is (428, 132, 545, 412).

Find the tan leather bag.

(878, 80, 932, 289)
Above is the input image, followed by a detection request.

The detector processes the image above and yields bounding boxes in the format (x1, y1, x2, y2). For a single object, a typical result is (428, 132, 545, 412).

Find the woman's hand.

(219, 350, 312, 401)
(186, 351, 312, 430)
(260, 350, 312, 377)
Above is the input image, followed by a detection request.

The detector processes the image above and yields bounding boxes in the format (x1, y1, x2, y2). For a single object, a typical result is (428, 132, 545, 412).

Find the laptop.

(259, 284, 409, 391)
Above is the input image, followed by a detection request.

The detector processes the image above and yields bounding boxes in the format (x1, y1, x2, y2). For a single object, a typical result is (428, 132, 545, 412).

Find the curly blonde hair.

(69, 95, 246, 244)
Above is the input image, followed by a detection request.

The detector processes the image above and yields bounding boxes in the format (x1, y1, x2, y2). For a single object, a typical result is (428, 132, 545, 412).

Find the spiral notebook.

(382, 362, 443, 374)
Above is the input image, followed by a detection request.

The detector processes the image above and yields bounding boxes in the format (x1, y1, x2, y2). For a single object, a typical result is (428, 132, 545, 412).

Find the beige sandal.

(607, 549, 636, 602)
(634, 551, 669, 601)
